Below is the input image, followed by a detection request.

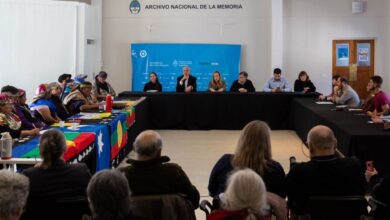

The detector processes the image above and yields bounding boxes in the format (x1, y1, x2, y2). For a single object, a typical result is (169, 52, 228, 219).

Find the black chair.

(307, 196, 369, 220)
(21, 196, 91, 220)
(131, 194, 196, 220)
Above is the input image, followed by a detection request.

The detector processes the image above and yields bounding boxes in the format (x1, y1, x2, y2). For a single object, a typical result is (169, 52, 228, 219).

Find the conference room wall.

(101, 0, 274, 92)
(283, 0, 390, 95)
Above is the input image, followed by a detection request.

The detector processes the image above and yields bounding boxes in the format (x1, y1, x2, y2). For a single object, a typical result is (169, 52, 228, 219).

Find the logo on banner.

(140, 50, 147, 58)
(129, 0, 141, 14)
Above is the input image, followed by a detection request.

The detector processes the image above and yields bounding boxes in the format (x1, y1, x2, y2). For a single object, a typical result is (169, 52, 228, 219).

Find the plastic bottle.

(105, 94, 112, 113)
(1, 132, 13, 159)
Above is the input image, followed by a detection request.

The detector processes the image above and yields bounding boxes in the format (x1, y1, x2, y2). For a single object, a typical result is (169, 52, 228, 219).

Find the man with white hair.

(119, 130, 200, 209)
(176, 66, 197, 92)
(286, 125, 366, 215)
(0, 170, 29, 220)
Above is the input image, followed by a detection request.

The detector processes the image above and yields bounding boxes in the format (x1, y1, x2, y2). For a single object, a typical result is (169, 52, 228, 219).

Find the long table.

(118, 92, 319, 130)
(289, 98, 390, 175)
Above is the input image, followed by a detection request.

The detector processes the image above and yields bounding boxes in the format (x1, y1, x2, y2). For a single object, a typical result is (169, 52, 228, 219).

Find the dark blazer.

(208, 154, 286, 198)
(143, 81, 162, 92)
(119, 156, 200, 209)
(286, 155, 366, 214)
(294, 80, 316, 93)
(229, 80, 256, 92)
(176, 75, 197, 92)
(22, 161, 91, 204)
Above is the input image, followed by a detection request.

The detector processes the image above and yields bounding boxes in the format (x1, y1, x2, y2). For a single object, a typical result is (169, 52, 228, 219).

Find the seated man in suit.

(119, 130, 200, 209)
(229, 71, 256, 93)
(176, 66, 197, 92)
(263, 68, 291, 92)
(286, 125, 366, 216)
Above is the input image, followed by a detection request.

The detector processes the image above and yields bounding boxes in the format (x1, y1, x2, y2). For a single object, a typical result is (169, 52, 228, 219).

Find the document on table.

(315, 101, 333, 105)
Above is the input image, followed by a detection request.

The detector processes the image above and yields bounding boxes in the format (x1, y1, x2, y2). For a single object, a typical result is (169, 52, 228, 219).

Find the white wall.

(102, 0, 273, 92)
(283, 0, 390, 95)
(0, 0, 79, 100)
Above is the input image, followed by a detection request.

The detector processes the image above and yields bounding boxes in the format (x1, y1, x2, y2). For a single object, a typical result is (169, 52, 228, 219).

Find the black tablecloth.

(119, 92, 319, 130)
(289, 98, 390, 175)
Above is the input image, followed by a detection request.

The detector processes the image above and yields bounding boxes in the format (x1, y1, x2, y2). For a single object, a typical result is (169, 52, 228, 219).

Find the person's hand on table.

(185, 86, 193, 93)
(303, 87, 310, 93)
(318, 95, 325, 100)
(238, 88, 247, 93)
(372, 115, 383, 124)
(271, 88, 278, 92)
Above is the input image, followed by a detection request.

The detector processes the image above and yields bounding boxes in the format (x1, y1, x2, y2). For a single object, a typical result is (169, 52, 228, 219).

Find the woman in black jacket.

(294, 71, 316, 93)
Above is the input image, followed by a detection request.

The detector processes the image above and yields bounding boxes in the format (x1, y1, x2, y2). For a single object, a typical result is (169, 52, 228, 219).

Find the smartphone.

(366, 161, 374, 172)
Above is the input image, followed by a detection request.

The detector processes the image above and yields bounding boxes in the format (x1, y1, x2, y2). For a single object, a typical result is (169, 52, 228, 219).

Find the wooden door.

(332, 40, 375, 98)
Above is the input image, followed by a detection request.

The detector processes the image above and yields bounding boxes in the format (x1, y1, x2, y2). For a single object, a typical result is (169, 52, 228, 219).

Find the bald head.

(183, 66, 190, 77)
(134, 130, 162, 158)
(307, 125, 336, 150)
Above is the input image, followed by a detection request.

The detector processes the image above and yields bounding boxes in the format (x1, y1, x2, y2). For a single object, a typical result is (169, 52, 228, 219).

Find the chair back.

(308, 196, 368, 220)
(131, 194, 196, 220)
(21, 196, 90, 220)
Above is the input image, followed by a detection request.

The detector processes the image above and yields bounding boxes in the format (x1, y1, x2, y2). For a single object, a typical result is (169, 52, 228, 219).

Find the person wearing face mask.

(176, 66, 197, 93)
(143, 72, 162, 92)
(229, 71, 256, 93)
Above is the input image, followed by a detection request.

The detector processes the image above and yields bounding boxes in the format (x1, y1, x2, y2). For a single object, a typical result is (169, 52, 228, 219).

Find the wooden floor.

(120, 130, 310, 220)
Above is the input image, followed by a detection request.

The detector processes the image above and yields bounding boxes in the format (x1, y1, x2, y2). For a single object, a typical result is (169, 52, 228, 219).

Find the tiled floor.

(120, 130, 310, 220)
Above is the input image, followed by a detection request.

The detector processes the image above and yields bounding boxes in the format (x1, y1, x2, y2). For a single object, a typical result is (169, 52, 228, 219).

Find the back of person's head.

(39, 129, 67, 168)
(87, 170, 132, 220)
(1, 85, 18, 95)
(0, 170, 29, 220)
(222, 169, 267, 220)
(339, 76, 348, 85)
(370, 75, 383, 88)
(133, 130, 162, 158)
(239, 71, 248, 78)
(233, 120, 272, 175)
(307, 125, 336, 153)
(273, 68, 282, 75)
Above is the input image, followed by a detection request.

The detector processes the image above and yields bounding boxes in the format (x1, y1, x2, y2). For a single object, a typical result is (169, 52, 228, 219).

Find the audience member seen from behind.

(22, 129, 91, 218)
(63, 81, 99, 114)
(209, 71, 227, 92)
(87, 170, 145, 220)
(329, 76, 360, 107)
(14, 89, 47, 130)
(229, 71, 256, 93)
(143, 72, 162, 92)
(365, 75, 390, 117)
(93, 71, 116, 101)
(0, 93, 40, 138)
(208, 169, 269, 220)
(119, 130, 200, 209)
(29, 83, 70, 124)
(208, 120, 286, 198)
(318, 75, 340, 101)
(286, 125, 366, 216)
(294, 71, 316, 93)
(0, 170, 29, 220)
(176, 66, 197, 93)
(263, 68, 291, 92)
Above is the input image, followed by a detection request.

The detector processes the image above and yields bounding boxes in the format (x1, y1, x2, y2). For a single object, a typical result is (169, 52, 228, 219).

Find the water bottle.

(105, 94, 113, 113)
(1, 132, 13, 160)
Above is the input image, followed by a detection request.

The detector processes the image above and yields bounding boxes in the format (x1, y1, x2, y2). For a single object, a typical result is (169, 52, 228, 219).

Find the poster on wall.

(357, 43, 370, 66)
(131, 43, 241, 92)
(336, 44, 350, 67)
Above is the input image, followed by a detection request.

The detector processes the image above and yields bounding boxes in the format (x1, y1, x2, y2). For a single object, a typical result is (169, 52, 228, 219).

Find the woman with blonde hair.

(208, 71, 226, 92)
(208, 120, 286, 198)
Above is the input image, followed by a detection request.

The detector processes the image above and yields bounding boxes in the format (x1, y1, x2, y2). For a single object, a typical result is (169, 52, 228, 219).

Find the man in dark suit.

(229, 71, 256, 92)
(286, 125, 366, 215)
(176, 66, 197, 92)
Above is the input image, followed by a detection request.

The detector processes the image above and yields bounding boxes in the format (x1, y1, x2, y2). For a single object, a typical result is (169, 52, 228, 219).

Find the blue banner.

(131, 43, 241, 92)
